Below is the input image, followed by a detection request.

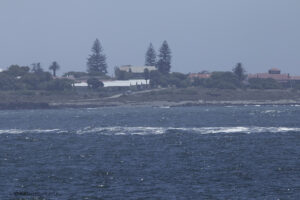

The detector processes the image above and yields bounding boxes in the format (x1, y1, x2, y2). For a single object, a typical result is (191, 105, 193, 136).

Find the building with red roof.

(248, 68, 300, 83)
(188, 73, 211, 79)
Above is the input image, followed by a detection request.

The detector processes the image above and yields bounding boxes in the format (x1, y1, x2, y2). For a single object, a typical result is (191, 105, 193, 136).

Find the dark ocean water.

(0, 105, 299, 199)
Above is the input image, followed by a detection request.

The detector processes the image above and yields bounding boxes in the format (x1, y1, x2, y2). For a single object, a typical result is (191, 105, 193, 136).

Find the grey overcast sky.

(0, 0, 300, 75)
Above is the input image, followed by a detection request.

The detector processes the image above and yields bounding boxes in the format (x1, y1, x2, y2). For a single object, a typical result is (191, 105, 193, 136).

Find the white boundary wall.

(74, 79, 147, 87)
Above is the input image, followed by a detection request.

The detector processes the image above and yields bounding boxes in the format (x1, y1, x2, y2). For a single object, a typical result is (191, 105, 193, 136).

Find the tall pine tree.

(233, 62, 246, 82)
(145, 43, 156, 66)
(157, 40, 171, 74)
(87, 39, 107, 75)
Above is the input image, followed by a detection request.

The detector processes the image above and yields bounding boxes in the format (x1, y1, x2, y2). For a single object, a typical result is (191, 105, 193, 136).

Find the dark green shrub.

(87, 78, 104, 89)
(248, 78, 281, 89)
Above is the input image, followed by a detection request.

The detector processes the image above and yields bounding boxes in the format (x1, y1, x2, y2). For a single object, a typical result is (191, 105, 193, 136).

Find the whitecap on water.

(262, 110, 282, 114)
(0, 129, 24, 134)
(0, 129, 62, 135)
(75, 126, 300, 135)
(1, 127, 299, 135)
(76, 126, 166, 135)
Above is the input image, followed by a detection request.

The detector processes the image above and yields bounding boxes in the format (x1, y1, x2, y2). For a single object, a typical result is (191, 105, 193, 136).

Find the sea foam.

(75, 126, 300, 135)
(0, 129, 62, 135)
(0, 127, 299, 135)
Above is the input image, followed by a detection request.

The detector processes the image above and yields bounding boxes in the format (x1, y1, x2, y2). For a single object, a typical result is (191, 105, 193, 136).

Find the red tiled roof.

(290, 76, 300, 80)
(189, 73, 211, 79)
(248, 73, 289, 81)
(269, 68, 280, 71)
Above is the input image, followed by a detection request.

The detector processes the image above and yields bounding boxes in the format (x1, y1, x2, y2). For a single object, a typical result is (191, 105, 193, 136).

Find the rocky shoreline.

(0, 102, 50, 110)
(2, 99, 298, 110)
(2, 87, 300, 110)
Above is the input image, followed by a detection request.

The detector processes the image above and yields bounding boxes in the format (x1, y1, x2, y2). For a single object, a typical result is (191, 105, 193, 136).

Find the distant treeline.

(86, 39, 172, 76)
(0, 64, 72, 91)
(1, 38, 300, 92)
(147, 63, 300, 90)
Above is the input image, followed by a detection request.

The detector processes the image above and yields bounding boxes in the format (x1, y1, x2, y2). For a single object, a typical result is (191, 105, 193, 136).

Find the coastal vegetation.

(0, 64, 72, 91)
(145, 43, 157, 66)
(87, 78, 104, 89)
(87, 39, 108, 75)
(1, 38, 300, 109)
(49, 61, 60, 77)
(156, 41, 172, 74)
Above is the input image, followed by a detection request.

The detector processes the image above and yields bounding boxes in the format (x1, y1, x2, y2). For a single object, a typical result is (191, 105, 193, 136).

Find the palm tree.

(49, 61, 60, 77)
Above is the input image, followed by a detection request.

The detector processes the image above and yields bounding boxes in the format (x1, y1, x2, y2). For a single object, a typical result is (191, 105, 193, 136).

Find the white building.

(74, 79, 147, 87)
(103, 79, 147, 87)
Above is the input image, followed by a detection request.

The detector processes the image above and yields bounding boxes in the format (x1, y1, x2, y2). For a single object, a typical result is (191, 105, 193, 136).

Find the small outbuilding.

(268, 68, 281, 74)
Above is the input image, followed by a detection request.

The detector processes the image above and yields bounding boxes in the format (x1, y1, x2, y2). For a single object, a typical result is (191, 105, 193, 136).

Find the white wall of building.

(74, 79, 147, 87)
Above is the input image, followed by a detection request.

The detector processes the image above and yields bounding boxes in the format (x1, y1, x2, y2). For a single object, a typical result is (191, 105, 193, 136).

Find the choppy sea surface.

(0, 105, 299, 199)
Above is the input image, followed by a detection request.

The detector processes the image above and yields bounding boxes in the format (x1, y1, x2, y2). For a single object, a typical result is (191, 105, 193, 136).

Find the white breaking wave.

(75, 126, 300, 135)
(0, 127, 300, 135)
(76, 126, 166, 135)
(261, 110, 283, 114)
(0, 129, 63, 135)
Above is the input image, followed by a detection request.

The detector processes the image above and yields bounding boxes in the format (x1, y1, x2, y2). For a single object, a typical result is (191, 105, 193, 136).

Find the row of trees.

(145, 41, 172, 74)
(50, 39, 293, 90)
(0, 64, 71, 91)
(0, 38, 173, 91)
(147, 63, 291, 90)
(1, 38, 290, 91)
(0, 62, 287, 91)
(86, 39, 173, 76)
(32, 62, 60, 77)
